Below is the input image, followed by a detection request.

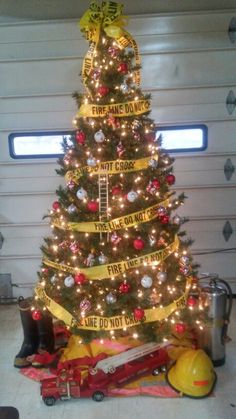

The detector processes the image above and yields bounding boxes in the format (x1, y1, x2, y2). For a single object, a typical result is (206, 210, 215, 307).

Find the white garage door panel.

(177, 187, 236, 217)
(0, 223, 49, 238)
(0, 59, 83, 97)
(1, 31, 233, 61)
(1, 219, 235, 257)
(173, 156, 236, 187)
(0, 21, 79, 43)
(2, 102, 233, 131)
(1, 110, 74, 131)
(0, 39, 86, 61)
(0, 95, 75, 114)
(2, 49, 236, 97)
(0, 162, 58, 178)
(1, 86, 234, 114)
(1, 102, 234, 133)
(0, 176, 62, 193)
(186, 219, 236, 250)
(1, 236, 47, 256)
(143, 50, 236, 89)
(0, 194, 55, 223)
(152, 103, 233, 124)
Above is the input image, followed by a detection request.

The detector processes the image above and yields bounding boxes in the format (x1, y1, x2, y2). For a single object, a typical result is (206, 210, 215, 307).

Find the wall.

(0, 10, 236, 296)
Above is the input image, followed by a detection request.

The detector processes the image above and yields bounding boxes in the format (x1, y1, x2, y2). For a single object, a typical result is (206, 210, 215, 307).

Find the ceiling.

(0, 0, 236, 22)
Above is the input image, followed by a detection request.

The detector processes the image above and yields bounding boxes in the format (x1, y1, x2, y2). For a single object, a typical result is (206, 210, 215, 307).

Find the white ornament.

(76, 187, 88, 200)
(87, 156, 97, 167)
(94, 130, 105, 143)
(141, 275, 153, 288)
(64, 275, 75, 287)
(149, 158, 158, 168)
(157, 271, 167, 283)
(127, 190, 138, 202)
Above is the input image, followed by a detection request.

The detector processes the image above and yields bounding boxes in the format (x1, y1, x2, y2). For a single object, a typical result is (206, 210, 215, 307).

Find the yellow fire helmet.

(166, 349, 217, 398)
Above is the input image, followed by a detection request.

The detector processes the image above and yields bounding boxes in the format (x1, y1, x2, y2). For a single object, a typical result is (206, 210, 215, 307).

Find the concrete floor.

(0, 302, 236, 419)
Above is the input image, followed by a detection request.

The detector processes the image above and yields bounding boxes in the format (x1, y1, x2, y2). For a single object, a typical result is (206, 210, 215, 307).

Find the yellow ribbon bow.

(79, 1, 141, 85)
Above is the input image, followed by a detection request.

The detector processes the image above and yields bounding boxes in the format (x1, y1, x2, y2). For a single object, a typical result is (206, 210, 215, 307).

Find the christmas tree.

(33, 1, 200, 345)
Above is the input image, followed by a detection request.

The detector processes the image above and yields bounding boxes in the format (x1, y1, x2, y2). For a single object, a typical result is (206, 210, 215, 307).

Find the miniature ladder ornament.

(94, 341, 171, 374)
(98, 174, 109, 241)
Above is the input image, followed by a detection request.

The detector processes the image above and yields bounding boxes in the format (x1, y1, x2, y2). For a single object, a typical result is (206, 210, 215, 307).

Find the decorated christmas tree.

(33, 1, 201, 346)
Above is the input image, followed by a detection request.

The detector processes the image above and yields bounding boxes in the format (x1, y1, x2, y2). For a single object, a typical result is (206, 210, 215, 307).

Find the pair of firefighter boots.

(14, 297, 55, 368)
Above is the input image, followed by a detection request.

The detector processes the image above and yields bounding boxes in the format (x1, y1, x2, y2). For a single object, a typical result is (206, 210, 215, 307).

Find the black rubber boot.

(37, 312, 55, 354)
(14, 297, 39, 368)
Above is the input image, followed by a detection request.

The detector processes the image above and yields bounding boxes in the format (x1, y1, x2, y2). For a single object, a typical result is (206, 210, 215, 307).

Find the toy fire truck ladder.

(98, 174, 109, 241)
(94, 341, 170, 374)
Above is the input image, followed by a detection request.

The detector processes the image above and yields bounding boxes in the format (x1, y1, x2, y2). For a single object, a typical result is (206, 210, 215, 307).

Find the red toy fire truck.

(41, 342, 170, 405)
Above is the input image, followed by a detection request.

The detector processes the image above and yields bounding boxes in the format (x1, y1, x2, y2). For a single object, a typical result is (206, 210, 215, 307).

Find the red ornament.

(133, 238, 145, 250)
(159, 214, 170, 225)
(42, 267, 49, 274)
(74, 273, 87, 285)
(187, 295, 197, 307)
(32, 309, 42, 321)
(97, 85, 109, 97)
(52, 201, 60, 210)
(112, 186, 122, 196)
(87, 200, 99, 212)
(117, 62, 128, 74)
(166, 174, 176, 185)
(75, 130, 85, 145)
(133, 308, 145, 321)
(119, 282, 131, 294)
(175, 322, 187, 334)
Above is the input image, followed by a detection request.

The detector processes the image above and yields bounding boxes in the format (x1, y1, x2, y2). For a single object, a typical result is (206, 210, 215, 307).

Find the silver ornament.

(141, 275, 153, 288)
(64, 275, 75, 287)
(67, 204, 78, 214)
(87, 156, 97, 167)
(98, 253, 108, 264)
(106, 292, 117, 304)
(120, 83, 129, 93)
(50, 275, 57, 284)
(127, 190, 138, 202)
(94, 130, 105, 143)
(173, 214, 181, 225)
(149, 235, 156, 247)
(157, 271, 167, 283)
(76, 187, 88, 200)
(149, 158, 158, 168)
